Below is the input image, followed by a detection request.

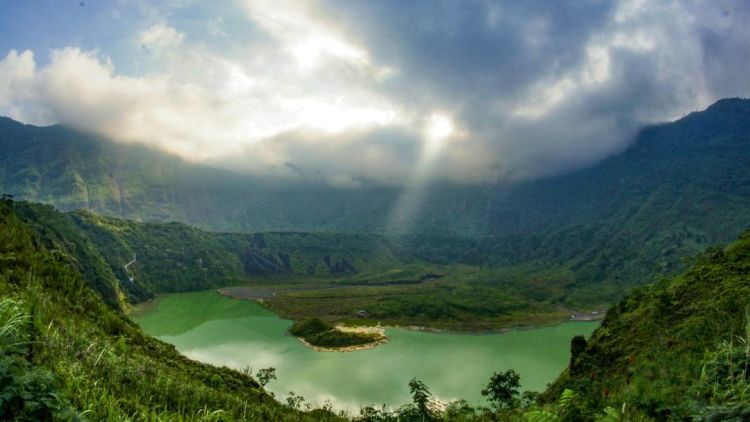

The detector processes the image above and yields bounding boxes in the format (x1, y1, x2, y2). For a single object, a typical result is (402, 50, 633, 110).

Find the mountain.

(2, 98, 750, 307)
(445, 98, 750, 302)
(4, 96, 748, 418)
(0, 115, 401, 233)
(3, 98, 750, 240)
(8, 201, 413, 302)
(543, 229, 750, 421)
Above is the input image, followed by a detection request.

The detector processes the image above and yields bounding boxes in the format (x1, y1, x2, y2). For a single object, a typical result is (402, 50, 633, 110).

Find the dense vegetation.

(544, 230, 750, 420)
(0, 198, 341, 421)
(5, 200, 569, 329)
(289, 318, 335, 337)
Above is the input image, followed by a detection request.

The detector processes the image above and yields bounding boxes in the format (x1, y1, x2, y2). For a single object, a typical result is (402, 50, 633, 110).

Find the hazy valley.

(2, 98, 750, 420)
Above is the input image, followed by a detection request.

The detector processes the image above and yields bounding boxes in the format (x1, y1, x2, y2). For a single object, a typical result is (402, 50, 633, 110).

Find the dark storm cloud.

(316, 0, 750, 181)
(323, 0, 614, 102)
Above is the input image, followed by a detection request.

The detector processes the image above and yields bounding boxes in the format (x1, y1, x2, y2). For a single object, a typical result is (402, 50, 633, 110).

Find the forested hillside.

(3, 99, 750, 307)
(0, 197, 339, 421)
(8, 201, 414, 300)
(5, 197, 750, 329)
(544, 230, 750, 420)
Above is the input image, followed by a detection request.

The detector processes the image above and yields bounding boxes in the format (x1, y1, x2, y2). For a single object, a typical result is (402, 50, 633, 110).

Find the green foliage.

(290, 318, 334, 337)
(404, 378, 438, 421)
(443, 400, 477, 421)
(409, 378, 431, 416)
(545, 230, 750, 420)
(482, 370, 521, 410)
(256, 367, 277, 387)
(0, 200, 343, 421)
(0, 298, 80, 421)
(692, 310, 750, 420)
(0, 354, 80, 421)
(285, 391, 306, 411)
(0, 298, 28, 350)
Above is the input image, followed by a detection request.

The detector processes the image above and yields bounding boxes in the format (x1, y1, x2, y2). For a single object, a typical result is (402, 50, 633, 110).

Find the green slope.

(6, 202, 554, 330)
(7, 197, 750, 331)
(543, 230, 750, 420)
(0, 198, 341, 421)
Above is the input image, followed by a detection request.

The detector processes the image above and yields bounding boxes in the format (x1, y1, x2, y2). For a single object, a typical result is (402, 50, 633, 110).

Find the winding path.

(124, 253, 136, 283)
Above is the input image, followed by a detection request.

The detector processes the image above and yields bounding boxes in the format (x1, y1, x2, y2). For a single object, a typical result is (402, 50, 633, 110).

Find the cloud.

(1, 0, 749, 185)
(316, 0, 750, 179)
(138, 22, 185, 54)
(0, 42, 401, 164)
(0, 50, 36, 118)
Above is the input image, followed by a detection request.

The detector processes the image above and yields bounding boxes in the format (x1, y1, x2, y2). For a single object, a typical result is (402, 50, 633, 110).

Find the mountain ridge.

(0, 98, 750, 240)
(2, 98, 749, 238)
(3, 98, 750, 306)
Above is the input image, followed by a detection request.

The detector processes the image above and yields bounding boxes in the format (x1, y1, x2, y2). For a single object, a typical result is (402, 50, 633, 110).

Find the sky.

(1, 0, 749, 187)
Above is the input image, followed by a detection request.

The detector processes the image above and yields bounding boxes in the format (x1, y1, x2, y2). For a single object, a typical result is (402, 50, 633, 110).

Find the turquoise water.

(136, 290, 598, 411)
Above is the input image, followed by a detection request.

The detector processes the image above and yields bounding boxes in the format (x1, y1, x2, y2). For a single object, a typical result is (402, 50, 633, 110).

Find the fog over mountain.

(1, 0, 750, 186)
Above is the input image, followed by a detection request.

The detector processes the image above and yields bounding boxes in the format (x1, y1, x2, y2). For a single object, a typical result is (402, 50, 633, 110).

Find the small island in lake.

(290, 318, 387, 351)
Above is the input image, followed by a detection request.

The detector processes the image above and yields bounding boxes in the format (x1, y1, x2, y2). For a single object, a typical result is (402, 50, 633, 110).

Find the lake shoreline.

(215, 287, 604, 346)
(135, 290, 600, 409)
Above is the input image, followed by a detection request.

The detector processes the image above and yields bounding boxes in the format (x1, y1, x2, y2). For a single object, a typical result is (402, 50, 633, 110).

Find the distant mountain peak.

(698, 96, 750, 118)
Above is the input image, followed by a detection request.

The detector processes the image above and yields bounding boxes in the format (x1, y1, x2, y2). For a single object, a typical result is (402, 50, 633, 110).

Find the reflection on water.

(136, 291, 598, 412)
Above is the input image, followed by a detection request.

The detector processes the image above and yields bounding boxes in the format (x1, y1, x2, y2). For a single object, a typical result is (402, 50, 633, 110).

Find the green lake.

(135, 290, 598, 412)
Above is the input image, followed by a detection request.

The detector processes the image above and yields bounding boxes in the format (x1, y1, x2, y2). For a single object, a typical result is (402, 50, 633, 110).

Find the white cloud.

(0, 43, 408, 177)
(0, 50, 36, 120)
(138, 22, 185, 53)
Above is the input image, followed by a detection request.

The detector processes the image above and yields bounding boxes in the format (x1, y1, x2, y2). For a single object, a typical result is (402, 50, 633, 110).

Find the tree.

(408, 377, 435, 420)
(256, 367, 277, 387)
(481, 370, 521, 411)
(285, 391, 305, 410)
